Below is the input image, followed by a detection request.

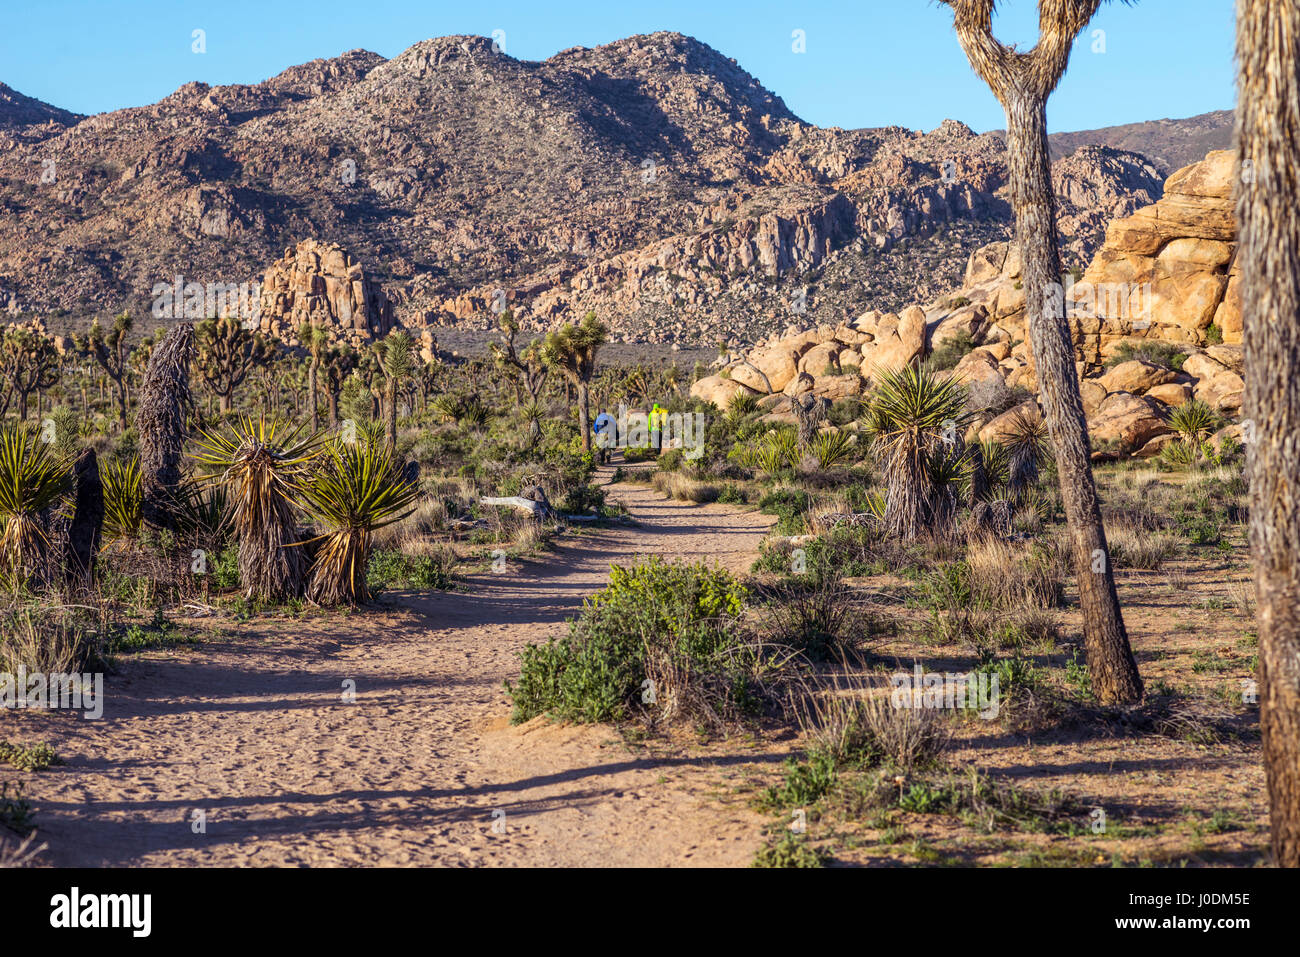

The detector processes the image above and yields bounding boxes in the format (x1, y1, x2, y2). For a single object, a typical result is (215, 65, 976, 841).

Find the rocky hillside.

(0, 32, 1197, 347)
(0, 82, 84, 143)
(695, 151, 1243, 460)
(1048, 109, 1235, 176)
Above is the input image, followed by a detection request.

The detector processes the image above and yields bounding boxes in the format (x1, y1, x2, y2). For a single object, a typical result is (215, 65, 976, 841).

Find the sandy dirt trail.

(16, 468, 784, 867)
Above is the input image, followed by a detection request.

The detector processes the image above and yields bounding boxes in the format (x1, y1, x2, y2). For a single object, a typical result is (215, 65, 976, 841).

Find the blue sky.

(2, 0, 1235, 133)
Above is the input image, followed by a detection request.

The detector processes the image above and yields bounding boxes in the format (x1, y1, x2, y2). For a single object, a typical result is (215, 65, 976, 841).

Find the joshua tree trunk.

(64, 448, 104, 590)
(946, 0, 1142, 704)
(1237, 0, 1300, 867)
(137, 324, 196, 531)
(576, 380, 592, 452)
(384, 378, 398, 451)
(1006, 95, 1142, 703)
(309, 354, 320, 429)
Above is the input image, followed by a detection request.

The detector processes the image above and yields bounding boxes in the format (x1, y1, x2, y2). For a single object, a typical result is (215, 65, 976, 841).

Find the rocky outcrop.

(257, 239, 396, 344)
(1069, 149, 1239, 352)
(693, 150, 1246, 456)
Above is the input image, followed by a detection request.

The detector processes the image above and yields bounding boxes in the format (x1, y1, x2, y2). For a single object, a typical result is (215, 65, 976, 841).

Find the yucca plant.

(458, 396, 490, 431)
(1003, 409, 1050, 500)
(303, 440, 421, 606)
(192, 416, 324, 602)
(101, 455, 143, 544)
(173, 481, 231, 550)
(810, 429, 855, 470)
(430, 394, 461, 424)
(926, 447, 967, 531)
(865, 366, 970, 539)
(725, 391, 760, 425)
(755, 429, 799, 477)
(0, 427, 71, 578)
(356, 418, 386, 450)
(729, 440, 760, 470)
(1167, 398, 1220, 469)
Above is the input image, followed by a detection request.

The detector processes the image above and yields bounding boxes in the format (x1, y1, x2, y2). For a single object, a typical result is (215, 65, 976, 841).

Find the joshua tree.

(63, 448, 104, 590)
(541, 311, 608, 452)
(193, 416, 322, 602)
(375, 330, 414, 451)
(0, 328, 61, 421)
(865, 365, 970, 540)
(299, 321, 328, 428)
(196, 315, 275, 414)
(940, 0, 1143, 704)
(78, 312, 133, 431)
(491, 310, 549, 446)
(323, 343, 358, 429)
(1236, 0, 1300, 867)
(303, 440, 420, 606)
(135, 323, 195, 531)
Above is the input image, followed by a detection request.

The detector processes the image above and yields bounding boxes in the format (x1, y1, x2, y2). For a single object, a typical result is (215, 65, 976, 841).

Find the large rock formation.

(694, 150, 1244, 457)
(257, 239, 396, 344)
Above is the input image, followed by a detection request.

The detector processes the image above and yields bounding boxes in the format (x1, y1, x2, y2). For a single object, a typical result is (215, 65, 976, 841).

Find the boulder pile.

(692, 150, 1243, 458)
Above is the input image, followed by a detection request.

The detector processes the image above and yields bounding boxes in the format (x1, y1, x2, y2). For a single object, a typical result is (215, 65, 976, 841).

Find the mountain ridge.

(0, 32, 1227, 348)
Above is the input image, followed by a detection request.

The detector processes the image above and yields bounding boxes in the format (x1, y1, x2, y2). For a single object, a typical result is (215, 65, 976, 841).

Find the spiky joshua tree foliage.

(0, 427, 71, 580)
(865, 365, 970, 540)
(541, 312, 608, 452)
(193, 416, 323, 602)
(304, 440, 421, 606)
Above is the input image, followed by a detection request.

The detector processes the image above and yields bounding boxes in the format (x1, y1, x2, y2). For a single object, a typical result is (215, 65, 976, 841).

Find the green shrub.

(759, 488, 811, 535)
(752, 832, 827, 868)
(506, 558, 756, 726)
(0, 741, 60, 772)
(367, 549, 457, 591)
(717, 484, 748, 505)
(928, 330, 976, 372)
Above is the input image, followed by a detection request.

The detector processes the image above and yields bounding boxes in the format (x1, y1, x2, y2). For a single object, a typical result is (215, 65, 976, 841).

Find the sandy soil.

(9, 468, 780, 867)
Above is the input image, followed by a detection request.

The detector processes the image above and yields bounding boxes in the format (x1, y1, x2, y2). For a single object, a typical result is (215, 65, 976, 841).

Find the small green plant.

(0, 741, 60, 772)
(1064, 649, 1092, 701)
(751, 832, 827, 868)
(0, 782, 33, 831)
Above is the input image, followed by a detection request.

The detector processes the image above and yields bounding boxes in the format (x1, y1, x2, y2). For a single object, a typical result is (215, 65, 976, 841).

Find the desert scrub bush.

(893, 769, 1082, 835)
(764, 574, 865, 661)
(0, 605, 100, 676)
(760, 749, 840, 809)
(106, 615, 198, 653)
(0, 782, 33, 833)
(656, 448, 685, 472)
(965, 536, 1066, 609)
(716, 483, 748, 505)
(0, 741, 60, 772)
(651, 471, 718, 504)
(558, 482, 606, 516)
(506, 558, 766, 729)
(758, 488, 810, 535)
(751, 832, 827, 868)
(1104, 341, 1188, 372)
(927, 330, 976, 371)
(1108, 524, 1179, 569)
(367, 547, 457, 591)
(857, 692, 952, 770)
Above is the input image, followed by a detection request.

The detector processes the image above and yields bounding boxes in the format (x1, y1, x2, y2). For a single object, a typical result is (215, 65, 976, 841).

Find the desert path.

(20, 467, 784, 867)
